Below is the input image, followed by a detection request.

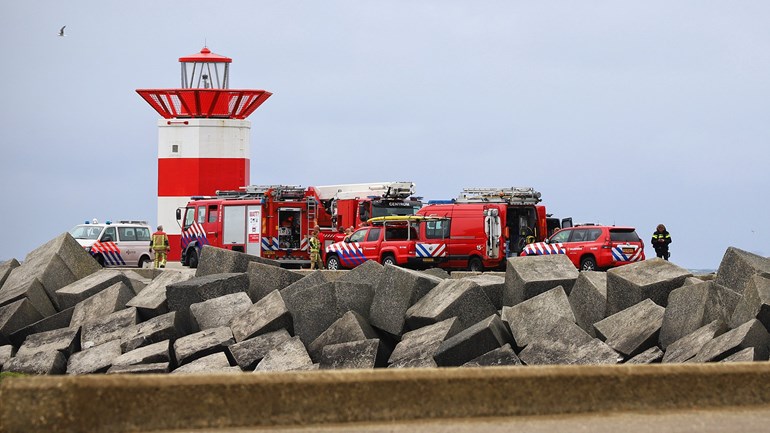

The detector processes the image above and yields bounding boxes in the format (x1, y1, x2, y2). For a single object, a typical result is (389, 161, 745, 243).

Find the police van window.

(136, 228, 151, 242)
(349, 229, 367, 243)
(208, 205, 218, 223)
(197, 206, 206, 224)
(118, 227, 137, 241)
(366, 227, 382, 242)
(101, 226, 117, 242)
(425, 220, 450, 239)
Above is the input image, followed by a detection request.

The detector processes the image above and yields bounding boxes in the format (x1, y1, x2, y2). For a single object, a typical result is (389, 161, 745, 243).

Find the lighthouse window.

(172, 145, 179, 153)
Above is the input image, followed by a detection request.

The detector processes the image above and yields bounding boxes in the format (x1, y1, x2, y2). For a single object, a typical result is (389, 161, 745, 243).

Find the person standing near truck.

(309, 226, 324, 270)
(651, 224, 672, 260)
(150, 225, 170, 268)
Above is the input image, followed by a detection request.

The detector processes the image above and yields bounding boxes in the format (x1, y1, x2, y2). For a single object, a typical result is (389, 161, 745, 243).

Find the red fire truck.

(416, 187, 572, 271)
(176, 185, 318, 268)
(305, 182, 423, 247)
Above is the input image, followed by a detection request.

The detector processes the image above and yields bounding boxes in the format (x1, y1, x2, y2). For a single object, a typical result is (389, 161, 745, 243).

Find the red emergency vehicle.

(324, 215, 449, 270)
(176, 185, 318, 268)
(416, 187, 572, 271)
(305, 182, 422, 247)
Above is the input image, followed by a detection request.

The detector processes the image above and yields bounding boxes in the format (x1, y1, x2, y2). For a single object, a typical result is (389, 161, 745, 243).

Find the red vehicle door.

(359, 226, 382, 262)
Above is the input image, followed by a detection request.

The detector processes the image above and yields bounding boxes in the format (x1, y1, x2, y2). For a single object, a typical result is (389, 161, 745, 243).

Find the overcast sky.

(1, 1, 768, 270)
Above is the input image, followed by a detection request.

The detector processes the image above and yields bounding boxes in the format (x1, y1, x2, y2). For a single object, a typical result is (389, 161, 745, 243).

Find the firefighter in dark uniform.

(150, 225, 170, 268)
(309, 226, 323, 270)
(652, 224, 672, 260)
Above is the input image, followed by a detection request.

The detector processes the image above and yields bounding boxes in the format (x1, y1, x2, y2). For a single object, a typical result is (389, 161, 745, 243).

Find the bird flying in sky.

(58, 26, 66, 37)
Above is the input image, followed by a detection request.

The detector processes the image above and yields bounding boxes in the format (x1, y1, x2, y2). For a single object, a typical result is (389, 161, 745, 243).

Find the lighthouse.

(137, 47, 272, 260)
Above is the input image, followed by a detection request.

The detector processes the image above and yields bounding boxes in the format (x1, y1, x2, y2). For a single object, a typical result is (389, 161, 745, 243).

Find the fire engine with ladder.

(417, 187, 572, 271)
(176, 185, 320, 268)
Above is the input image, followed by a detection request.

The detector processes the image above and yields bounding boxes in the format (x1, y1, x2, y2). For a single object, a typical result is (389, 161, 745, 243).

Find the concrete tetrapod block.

(229, 290, 292, 343)
(69, 281, 134, 327)
(125, 269, 195, 320)
(405, 279, 497, 332)
(190, 292, 252, 332)
(714, 246, 770, 295)
(462, 343, 522, 367)
(0, 258, 20, 289)
(8, 307, 74, 347)
(166, 272, 249, 333)
(106, 362, 169, 374)
(2, 350, 67, 374)
(606, 258, 692, 316)
(659, 281, 741, 349)
(172, 352, 240, 374)
(0, 345, 14, 370)
(247, 261, 304, 302)
(120, 311, 185, 353)
(17, 327, 81, 358)
(730, 274, 770, 331)
(319, 338, 385, 369)
(195, 245, 280, 277)
(503, 255, 579, 306)
(388, 317, 461, 365)
(518, 317, 620, 366)
(56, 270, 132, 311)
(433, 314, 514, 367)
(593, 299, 665, 358)
(0, 299, 44, 345)
(66, 340, 122, 375)
(369, 265, 444, 337)
(625, 347, 664, 364)
(0, 233, 100, 314)
(227, 329, 292, 370)
(81, 307, 138, 349)
(254, 336, 313, 372)
(662, 320, 727, 363)
(690, 319, 770, 362)
(568, 271, 607, 337)
(173, 326, 235, 366)
(308, 311, 380, 361)
(111, 340, 171, 368)
(463, 274, 506, 311)
(501, 286, 576, 348)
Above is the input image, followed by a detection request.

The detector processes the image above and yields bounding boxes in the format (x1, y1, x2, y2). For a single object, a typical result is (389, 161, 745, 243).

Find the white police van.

(69, 219, 154, 268)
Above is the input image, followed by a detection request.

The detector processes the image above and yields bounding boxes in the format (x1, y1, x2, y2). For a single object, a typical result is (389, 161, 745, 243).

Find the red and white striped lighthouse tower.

(137, 47, 272, 260)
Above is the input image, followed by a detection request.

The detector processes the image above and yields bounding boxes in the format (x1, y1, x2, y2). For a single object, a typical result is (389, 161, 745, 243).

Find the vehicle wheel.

(381, 254, 397, 267)
(468, 257, 484, 272)
(188, 248, 199, 269)
(580, 256, 597, 271)
(137, 256, 150, 268)
(326, 254, 340, 270)
(95, 254, 105, 267)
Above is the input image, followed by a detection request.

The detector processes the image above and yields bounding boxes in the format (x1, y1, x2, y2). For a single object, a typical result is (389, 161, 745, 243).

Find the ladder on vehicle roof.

(216, 185, 306, 201)
(456, 187, 542, 205)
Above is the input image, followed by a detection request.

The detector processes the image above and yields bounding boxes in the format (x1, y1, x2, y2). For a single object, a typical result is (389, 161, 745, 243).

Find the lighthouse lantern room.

(137, 47, 272, 260)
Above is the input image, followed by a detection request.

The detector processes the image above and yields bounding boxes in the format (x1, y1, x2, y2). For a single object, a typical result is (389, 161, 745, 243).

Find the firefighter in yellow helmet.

(309, 225, 324, 270)
(150, 225, 170, 268)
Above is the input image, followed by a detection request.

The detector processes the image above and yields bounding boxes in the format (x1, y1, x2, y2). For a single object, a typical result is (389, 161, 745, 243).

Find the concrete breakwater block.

(606, 258, 691, 316)
(279, 271, 329, 300)
(518, 317, 620, 365)
(81, 307, 138, 348)
(388, 356, 438, 368)
(625, 346, 664, 364)
(173, 326, 234, 366)
(463, 274, 506, 311)
(3, 350, 67, 374)
(106, 362, 169, 374)
(227, 329, 291, 370)
(503, 255, 579, 307)
(247, 262, 304, 302)
(126, 269, 195, 320)
(166, 273, 249, 333)
(172, 352, 238, 374)
(337, 260, 385, 287)
(369, 265, 443, 337)
(0, 299, 44, 345)
(254, 336, 313, 372)
(69, 281, 134, 327)
(56, 270, 131, 311)
(659, 281, 740, 349)
(501, 286, 575, 348)
(17, 326, 81, 358)
(690, 319, 770, 362)
(462, 343, 521, 367)
(190, 292, 252, 332)
(0, 344, 14, 370)
(388, 317, 461, 366)
(230, 290, 292, 343)
(662, 320, 727, 363)
(405, 279, 497, 332)
(0, 258, 20, 289)
(195, 245, 279, 277)
(66, 339, 122, 375)
(433, 314, 513, 367)
(714, 246, 770, 295)
(7, 307, 74, 347)
(568, 271, 607, 337)
(120, 311, 185, 353)
(308, 311, 379, 361)
(729, 274, 770, 331)
(111, 340, 171, 368)
(319, 338, 385, 369)
(593, 299, 665, 358)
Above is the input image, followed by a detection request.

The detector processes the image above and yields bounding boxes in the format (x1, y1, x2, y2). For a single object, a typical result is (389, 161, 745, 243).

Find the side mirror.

(344, 237, 351, 243)
(176, 208, 181, 220)
(544, 238, 550, 244)
(102, 235, 113, 242)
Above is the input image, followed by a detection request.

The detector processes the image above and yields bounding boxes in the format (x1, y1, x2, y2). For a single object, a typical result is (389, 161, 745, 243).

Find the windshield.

(69, 225, 103, 240)
(371, 201, 422, 218)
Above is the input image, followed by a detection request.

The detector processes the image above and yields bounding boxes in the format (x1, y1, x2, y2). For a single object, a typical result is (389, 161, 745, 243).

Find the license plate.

(423, 258, 434, 262)
(622, 247, 635, 254)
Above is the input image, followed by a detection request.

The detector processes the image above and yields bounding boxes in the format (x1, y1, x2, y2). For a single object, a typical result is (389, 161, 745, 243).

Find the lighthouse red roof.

(179, 47, 232, 63)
